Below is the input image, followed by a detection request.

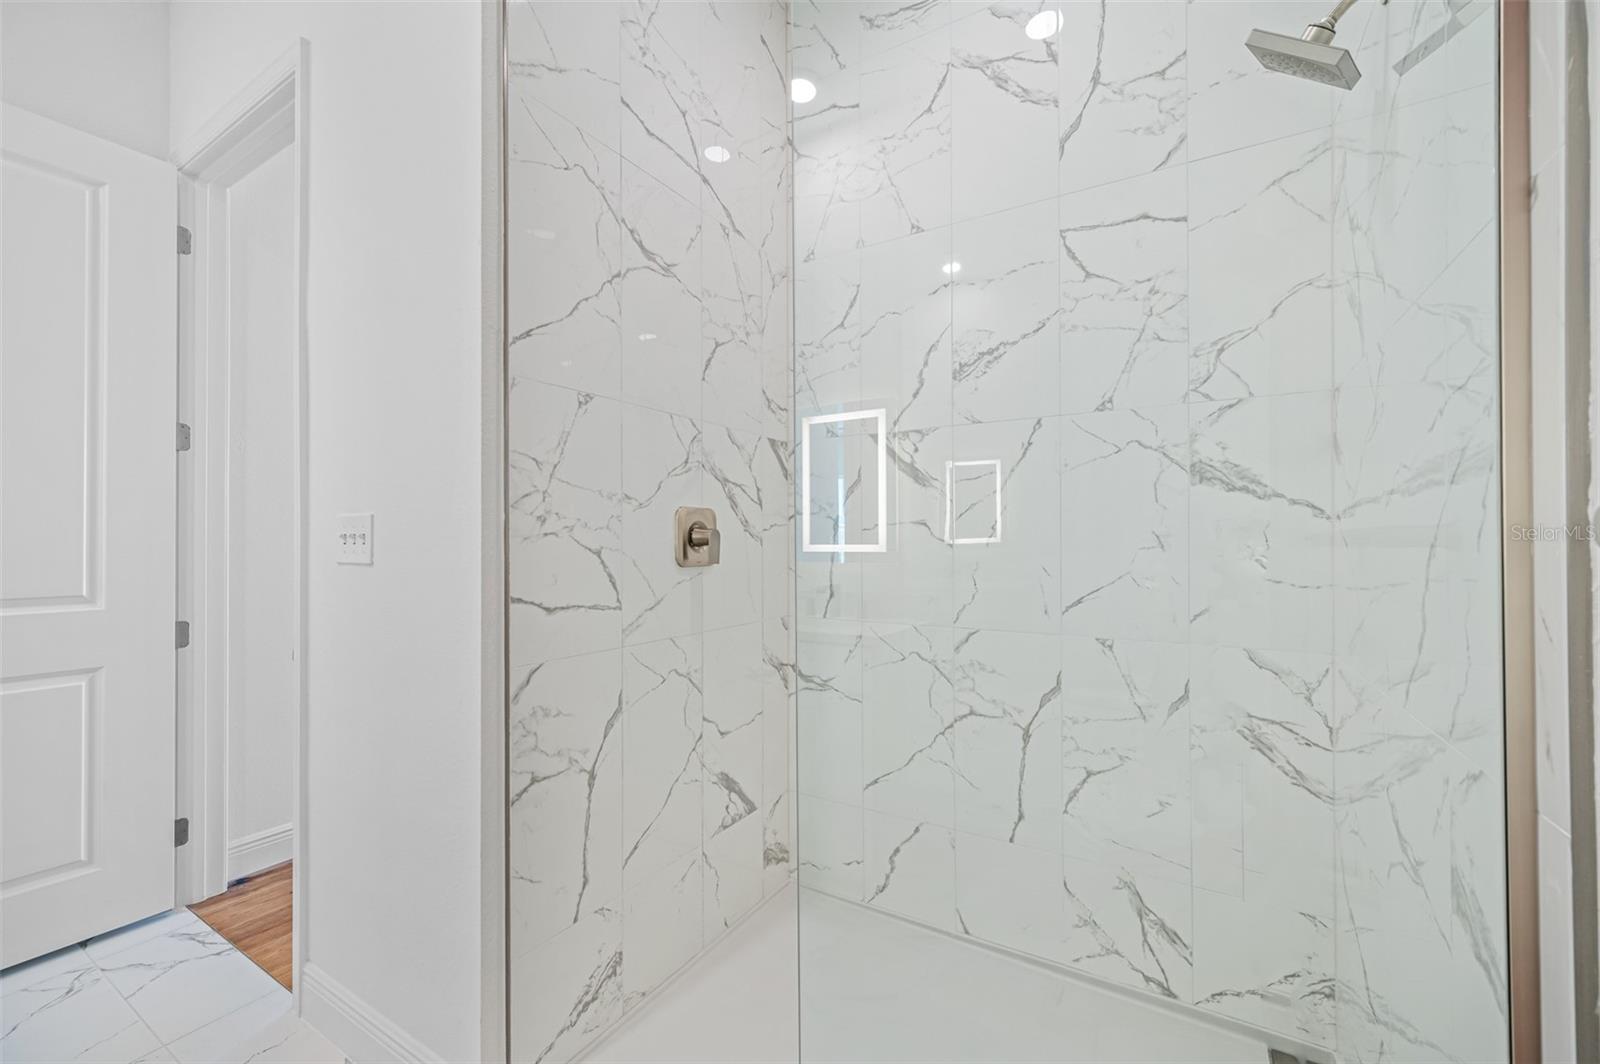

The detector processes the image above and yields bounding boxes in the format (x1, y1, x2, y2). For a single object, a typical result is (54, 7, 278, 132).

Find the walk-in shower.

(504, 1, 1527, 1061)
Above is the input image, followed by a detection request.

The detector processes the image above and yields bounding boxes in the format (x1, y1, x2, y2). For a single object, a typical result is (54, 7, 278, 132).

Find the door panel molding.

(0, 103, 177, 968)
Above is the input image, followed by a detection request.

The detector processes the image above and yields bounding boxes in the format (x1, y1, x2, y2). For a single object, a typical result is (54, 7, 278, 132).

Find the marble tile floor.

(0, 909, 344, 1064)
(578, 885, 1272, 1064)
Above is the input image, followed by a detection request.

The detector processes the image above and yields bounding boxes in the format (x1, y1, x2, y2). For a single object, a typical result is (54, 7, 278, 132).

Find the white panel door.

(0, 104, 177, 967)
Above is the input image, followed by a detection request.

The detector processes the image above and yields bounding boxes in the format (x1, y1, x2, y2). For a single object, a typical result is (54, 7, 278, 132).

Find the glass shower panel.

(790, 2, 1507, 1063)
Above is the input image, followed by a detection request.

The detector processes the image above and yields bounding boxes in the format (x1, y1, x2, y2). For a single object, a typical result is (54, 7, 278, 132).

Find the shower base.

(575, 885, 1275, 1064)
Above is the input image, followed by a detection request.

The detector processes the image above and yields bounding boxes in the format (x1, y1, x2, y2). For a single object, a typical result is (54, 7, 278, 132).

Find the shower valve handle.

(674, 507, 721, 567)
(687, 522, 720, 562)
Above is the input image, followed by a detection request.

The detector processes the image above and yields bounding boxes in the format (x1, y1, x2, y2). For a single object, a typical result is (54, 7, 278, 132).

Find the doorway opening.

(191, 861, 292, 988)
(175, 43, 308, 999)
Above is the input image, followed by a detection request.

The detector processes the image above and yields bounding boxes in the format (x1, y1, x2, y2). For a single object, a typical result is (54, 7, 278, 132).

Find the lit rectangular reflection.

(944, 459, 1003, 545)
(800, 408, 888, 554)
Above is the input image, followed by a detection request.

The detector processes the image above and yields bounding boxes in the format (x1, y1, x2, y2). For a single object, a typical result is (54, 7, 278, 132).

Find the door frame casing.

(173, 40, 309, 1007)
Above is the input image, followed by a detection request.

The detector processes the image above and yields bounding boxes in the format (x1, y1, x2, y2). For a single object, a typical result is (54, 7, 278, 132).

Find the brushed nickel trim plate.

(675, 506, 720, 567)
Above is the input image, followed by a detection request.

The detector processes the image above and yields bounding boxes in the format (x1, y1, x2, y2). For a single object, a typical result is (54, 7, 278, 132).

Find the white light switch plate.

(337, 513, 373, 565)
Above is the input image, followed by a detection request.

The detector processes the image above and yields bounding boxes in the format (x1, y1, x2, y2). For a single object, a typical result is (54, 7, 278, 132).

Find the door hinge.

(176, 620, 190, 649)
(177, 225, 193, 255)
(177, 422, 192, 452)
(175, 818, 190, 847)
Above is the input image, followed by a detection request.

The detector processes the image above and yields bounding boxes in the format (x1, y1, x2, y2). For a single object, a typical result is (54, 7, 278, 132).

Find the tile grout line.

(63, 939, 166, 1064)
(82, 908, 292, 1059)
(158, 985, 290, 1058)
(80, 917, 182, 1061)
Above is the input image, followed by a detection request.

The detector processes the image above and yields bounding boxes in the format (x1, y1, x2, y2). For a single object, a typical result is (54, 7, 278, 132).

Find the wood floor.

(190, 861, 293, 989)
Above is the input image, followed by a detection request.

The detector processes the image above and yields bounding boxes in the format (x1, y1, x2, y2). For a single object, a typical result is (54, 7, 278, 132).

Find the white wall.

(226, 144, 299, 881)
(0, 0, 170, 158)
(168, 4, 487, 1061)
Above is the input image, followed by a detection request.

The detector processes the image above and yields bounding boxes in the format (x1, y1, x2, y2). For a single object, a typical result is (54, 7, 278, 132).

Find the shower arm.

(1304, 0, 1359, 43)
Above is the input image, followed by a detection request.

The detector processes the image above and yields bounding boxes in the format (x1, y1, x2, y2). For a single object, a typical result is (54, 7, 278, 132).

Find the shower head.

(1246, 27, 1362, 89)
(1246, 0, 1363, 91)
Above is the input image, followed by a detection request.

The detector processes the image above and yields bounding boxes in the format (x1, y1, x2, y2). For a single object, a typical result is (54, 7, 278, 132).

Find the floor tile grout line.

(80, 907, 290, 1057)
(83, 934, 154, 1028)
(48, 935, 167, 1064)
(157, 985, 291, 1056)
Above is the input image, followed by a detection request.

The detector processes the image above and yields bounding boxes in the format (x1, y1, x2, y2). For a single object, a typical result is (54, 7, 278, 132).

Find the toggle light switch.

(337, 513, 374, 565)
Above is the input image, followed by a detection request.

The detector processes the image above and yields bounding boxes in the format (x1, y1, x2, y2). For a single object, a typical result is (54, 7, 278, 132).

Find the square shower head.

(1245, 28, 1362, 90)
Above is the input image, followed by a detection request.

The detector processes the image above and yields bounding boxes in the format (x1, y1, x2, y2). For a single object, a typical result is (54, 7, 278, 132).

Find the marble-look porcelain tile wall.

(506, 3, 793, 1062)
(791, 2, 1506, 1061)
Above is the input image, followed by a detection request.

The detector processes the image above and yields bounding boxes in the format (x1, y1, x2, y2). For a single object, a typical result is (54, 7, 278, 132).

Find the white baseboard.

(226, 823, 294, 881)
(301, 963, 446, 1064)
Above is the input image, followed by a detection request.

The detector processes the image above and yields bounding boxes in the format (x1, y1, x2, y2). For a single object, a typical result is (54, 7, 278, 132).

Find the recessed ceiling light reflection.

(704, 145, 732, 163)
(791, 77, 818, 104)
(1025, 9, 1061, 40)
(638, 332, 658, 342)
(942, 261, 962, 275)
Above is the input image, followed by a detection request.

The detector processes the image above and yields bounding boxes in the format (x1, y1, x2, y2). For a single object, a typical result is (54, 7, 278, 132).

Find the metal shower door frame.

(1499, 2, 1541, 1061)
